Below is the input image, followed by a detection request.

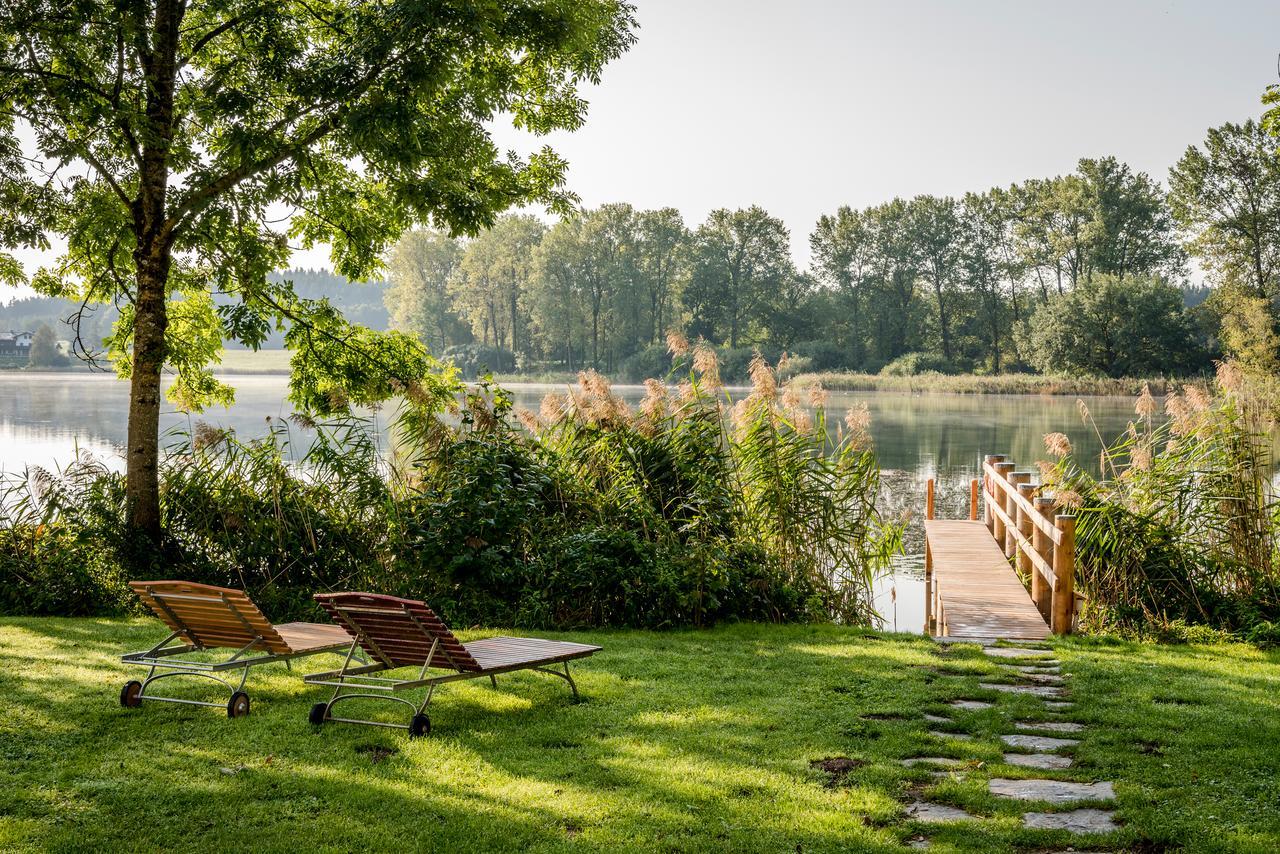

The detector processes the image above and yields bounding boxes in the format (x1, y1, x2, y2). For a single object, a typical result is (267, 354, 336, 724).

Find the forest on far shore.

(3, 114, 1277, 384)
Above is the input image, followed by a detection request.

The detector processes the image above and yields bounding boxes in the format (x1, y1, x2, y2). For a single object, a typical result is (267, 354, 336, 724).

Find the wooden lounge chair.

(120, 580, 352, 717)
(305, 592, 601, 736)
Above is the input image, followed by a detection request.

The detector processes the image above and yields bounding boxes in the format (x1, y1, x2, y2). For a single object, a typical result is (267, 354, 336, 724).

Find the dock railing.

(924, 455, 1078, 635)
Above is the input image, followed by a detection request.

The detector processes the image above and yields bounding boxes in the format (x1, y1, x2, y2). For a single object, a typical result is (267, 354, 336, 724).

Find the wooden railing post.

(1032, 495, 1055, 621)
(991, 460, 1015, 545)
(969, 478, 979, 521)
(1004, 470, 1030, 558)
(982, 455, 1006, 533)
(1015, 481, 1035, 584)
(924, 478, 934, 634)
(1052, 515, 1076, 634)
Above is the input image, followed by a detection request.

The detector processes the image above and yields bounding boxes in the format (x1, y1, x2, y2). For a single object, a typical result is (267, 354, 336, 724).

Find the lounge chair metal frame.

(120, 581, 352, 717)
(305, 593, 599, 736)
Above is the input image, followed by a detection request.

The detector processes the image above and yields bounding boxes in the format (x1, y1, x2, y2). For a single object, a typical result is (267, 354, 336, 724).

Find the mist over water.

(0, 373, 1144, 633)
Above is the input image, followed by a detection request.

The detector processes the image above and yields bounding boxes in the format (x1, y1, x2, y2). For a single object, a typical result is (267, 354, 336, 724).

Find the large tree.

(384, 229, 467, 353)
(634, 207, 689, 345)
(448, 214, 544, 353)
(1019, 275, 1204, 378)
(1169, 120, 1280, 303)
(809, 205, 873, 368)
(907, 195, 963, 362)
(685, 206, 793, 348)
(0, 0, 636, 542)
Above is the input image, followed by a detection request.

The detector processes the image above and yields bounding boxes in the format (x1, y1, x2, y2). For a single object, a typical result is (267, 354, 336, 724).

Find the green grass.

(1, 620, 1276, 852)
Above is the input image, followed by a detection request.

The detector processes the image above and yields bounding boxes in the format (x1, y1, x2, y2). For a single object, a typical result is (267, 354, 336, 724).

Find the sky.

(5, 0, 1280, 299)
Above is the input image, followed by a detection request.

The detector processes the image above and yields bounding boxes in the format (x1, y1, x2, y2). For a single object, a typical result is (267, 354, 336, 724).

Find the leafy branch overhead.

(0, 0, 638, 412)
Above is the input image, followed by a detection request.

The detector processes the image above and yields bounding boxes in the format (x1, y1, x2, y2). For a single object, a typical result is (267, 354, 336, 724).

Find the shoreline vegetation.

(3, 348, 1197, 398)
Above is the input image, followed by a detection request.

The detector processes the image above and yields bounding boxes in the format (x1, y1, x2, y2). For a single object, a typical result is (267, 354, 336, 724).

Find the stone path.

(902, 641, 1121, 844)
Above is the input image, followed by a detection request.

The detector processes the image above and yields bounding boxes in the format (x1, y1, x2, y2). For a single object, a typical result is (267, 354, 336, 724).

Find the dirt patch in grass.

(355, 744, 399, 764)
(810, 756, 865, 785)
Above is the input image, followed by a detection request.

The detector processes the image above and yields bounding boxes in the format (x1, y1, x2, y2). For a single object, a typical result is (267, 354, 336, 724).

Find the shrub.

(879, 352, 956, 376)
(442, 343, 516, 378)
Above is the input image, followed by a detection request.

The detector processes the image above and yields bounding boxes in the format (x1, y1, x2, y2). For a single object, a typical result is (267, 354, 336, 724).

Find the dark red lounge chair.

(305, 592, 601, 736)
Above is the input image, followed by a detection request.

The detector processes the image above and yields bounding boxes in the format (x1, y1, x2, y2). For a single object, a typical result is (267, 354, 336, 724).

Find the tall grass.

(1040, 364, 1280, 638)
(796, 370, 1192, 397)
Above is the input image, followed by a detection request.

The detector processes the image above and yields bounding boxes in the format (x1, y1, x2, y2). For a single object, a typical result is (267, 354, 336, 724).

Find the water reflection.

(0, 373, 1146, 633)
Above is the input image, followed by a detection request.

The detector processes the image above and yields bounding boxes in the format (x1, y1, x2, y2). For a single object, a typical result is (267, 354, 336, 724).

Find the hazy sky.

(5, 0, 1280, 298)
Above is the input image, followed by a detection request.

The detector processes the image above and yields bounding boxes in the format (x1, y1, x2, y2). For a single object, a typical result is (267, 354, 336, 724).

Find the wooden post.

(1004, 470, 1029, 558)
(969, 478, 979, 521)
(1015, 481, 1035, 583)
(1052, 515, 1076, 634)
(992, 461, 1015, 545)
(924, 478, 934, 634)
(1032, 496, 1055, 621)
(982, 454, 1005, 533)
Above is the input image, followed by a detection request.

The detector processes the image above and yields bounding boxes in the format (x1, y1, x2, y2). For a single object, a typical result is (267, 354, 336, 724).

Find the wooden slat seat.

(121, 581, 353, 717)
(464, 636, 602, 671)
(274, 622, 352, 653)
(130, 580, 290, 654)
(306, 592, 602, 735)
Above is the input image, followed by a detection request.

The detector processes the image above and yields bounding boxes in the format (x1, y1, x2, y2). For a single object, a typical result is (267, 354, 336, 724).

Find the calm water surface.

(0, 372, 1146, 633)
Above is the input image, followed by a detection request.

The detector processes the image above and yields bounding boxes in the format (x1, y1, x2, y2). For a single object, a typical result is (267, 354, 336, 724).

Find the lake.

(0, 372, 1146, 633)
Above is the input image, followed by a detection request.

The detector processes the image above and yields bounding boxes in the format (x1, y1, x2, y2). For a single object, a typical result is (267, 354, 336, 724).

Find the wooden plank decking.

(925, 519, 1050, 641)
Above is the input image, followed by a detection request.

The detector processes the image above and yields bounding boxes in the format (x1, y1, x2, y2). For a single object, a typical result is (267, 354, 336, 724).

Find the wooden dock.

(923, 454, 1078, 640)
(924, 520, 1050, 640)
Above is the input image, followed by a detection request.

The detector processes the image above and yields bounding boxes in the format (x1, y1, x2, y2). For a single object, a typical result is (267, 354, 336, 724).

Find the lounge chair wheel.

(120, 680, 143, 708)
(227, 691, 251, 718)
(309, 702, 328, 726)
(408, 713, 431, 738)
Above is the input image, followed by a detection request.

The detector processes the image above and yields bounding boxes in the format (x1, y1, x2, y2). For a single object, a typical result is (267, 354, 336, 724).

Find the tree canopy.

(0, 0, 637, 538)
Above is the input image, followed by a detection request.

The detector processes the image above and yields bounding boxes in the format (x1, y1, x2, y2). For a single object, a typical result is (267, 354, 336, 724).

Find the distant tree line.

(384, 120, 1280, 380)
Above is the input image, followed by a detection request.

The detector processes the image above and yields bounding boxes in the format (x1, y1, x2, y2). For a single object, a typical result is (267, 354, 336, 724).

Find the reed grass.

(1037, 363, 1280, 639)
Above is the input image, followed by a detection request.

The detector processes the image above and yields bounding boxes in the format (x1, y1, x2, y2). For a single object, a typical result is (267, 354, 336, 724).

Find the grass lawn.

(1, 619, 1277, 852)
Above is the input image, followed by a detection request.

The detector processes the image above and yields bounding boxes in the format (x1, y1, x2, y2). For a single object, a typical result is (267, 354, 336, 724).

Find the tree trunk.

(124, 0, 182, 544)
(509, 289, 518, 354)
(931, 265, 952, 361)
(125, 252, 170, 542)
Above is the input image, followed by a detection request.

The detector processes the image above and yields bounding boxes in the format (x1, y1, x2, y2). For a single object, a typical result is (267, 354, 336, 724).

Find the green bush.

(879, 351, 956, 376)
(442, 343, 517, 378)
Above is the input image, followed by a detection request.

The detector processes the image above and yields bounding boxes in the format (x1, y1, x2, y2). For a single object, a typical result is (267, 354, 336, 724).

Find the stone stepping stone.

(989, 779, 1114, 804)
(923, 713, 950, 724)
(906, 800, 978, 823)
(984, 646, 1055, 659)
(1001, 734, 1079, 751)
(928, 769, 966, 779)
(1013, 664, 1061, 673)
(1022, 808, 1118, 833)
(929, 730, 974, 741)
(1004, 752, 1073, 769)
(949, 700, 994, 710)
(980, 682, 1065, 698)
(900, 757, 966, 767)
(1017, 672, 1065, 685)
(1016, 720, 1084, 733)
(1044, 701, 1075, 710)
